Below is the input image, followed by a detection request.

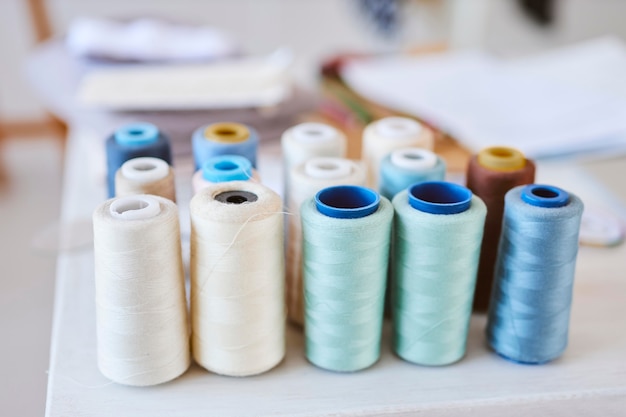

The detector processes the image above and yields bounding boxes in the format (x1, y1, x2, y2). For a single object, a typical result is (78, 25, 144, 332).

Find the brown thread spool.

(466, 146, 535, 312)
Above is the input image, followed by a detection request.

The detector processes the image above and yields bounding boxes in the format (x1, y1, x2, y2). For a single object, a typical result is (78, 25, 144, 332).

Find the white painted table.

(46, 128, 626, 416)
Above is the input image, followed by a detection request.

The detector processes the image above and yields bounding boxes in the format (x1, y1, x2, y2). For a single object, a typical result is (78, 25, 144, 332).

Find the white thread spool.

(115, 157, 176, 201)
(190, 181, 285, 376)
(281, 122, 347, 201)
(192, 155, 260, 195)
(93, 195, 190, 386)
(286, 157, 366, 326)
(362, 117, 434, 188)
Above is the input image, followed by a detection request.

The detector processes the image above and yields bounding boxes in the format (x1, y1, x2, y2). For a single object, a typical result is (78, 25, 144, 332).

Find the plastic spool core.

(292, 123, 337, 143)
(478, 146, 526, 171)
(521, 184, 569, 208)
(391, 148, 437, 171)
(304, 157, 352, 180)
(121, 157, 169, 182)
(201, 155, 253, 182)
(204, 122, 249, 144)
(408, 181, 472, 215)
(315, 185, 380, 219)
(215, 190, 259, 205)
(375, 117, 422, 140)
(114, 123, 159, 146)
(110, 195, 161, 220)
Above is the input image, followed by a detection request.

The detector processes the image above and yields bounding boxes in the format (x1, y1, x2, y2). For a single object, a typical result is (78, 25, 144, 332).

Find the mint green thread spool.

(301, 186, 393, 372)
(392, 182, 486, 366)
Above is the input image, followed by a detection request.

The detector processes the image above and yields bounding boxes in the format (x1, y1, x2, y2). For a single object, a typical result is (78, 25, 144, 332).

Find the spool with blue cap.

(301, 185, 393, 372)
(392, 181, 486, 366)
(105, 123, 172, 198)
(379, 147, 446, 201)
(486, 184, 584, 364)
(192, 154, 259, 194)
(192, 122, 259, 170)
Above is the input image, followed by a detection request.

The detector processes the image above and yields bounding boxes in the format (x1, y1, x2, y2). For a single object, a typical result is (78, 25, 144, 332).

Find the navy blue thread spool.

(379, 148, 446, 200)
(105, 123, 172, 198)
(486, 184, 584, 364)
(191, 122, 259, 170)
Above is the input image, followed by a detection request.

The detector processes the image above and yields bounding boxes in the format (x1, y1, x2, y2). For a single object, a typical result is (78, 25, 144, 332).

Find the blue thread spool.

(392, 181, 486, 365)
(192, 155, 258, 194)
(192, 122, 259, 170)
(105, 123, 172, 198)
(379, 148, 446, 200)
(301, 185, 393, 372)
(487, 184, 584, 364)
(201, 155, 253, 182)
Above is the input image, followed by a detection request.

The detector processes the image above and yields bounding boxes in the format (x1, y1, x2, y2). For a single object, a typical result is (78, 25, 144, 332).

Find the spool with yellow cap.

(192, 122, 259, 170)
(466, 146, 535, 312)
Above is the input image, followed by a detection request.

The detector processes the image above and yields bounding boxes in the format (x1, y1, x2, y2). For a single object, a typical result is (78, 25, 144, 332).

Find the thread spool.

(105, 123, 172, 198)
(281, 122, 347, 202)
(301, 185, 393, 372)
(487, 184, 584, 364)
(466, 146, 535, 312)
(190, 181, 285, 376)
(115, 157, 176, 201)
(379, 148, 446, 200)
(286, 157, 366, 326)
(92, 195, 190, 386)
(392, 182, 486, 366)
(362, 117, 434, 189)
(192, 122, 259, 170)
(192, 155, 260, 194)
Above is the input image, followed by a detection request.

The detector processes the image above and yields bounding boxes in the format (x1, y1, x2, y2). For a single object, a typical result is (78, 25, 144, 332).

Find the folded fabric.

(66, 16, 238, 62)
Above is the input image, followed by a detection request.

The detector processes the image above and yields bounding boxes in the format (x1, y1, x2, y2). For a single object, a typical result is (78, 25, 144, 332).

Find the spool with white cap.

(115, 157, 176, 201)
(286, 157, 366, 326)
(93, 194, 190, 386)
(362, 117, 434, 188)
(379, 148, 446, 200)
(281, 122, 347, 202)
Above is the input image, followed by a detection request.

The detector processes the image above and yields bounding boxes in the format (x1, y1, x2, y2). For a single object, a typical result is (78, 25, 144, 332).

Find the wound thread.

(466, 147, 535, 312)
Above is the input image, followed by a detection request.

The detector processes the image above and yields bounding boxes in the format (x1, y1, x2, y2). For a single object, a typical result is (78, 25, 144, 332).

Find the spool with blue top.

(392, 181, 486, 366)
(379, 148, 446, 200)
(192, 155, 258, 194)
(105, 123, 172, 198)
(301, 185, 393, 372)
(192, 122, 259, 170)
(487, 184, 583, 365)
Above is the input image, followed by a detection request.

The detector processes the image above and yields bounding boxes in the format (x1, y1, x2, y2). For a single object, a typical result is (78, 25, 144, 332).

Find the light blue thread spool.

(202, 155, 253, 182)
(301, 185, 393, 372)
(392, 181, 486, 366)
(191, 122, 259, 170)
(486, 184, 584, 364)
(106, 123, 172, 198)
(379, 148, 446, 200)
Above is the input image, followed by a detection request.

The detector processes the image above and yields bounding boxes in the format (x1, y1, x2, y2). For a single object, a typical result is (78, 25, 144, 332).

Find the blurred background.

(2, 0, 626, 415)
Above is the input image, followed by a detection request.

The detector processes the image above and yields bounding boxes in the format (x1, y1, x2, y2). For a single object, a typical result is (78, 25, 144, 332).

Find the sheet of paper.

(342, 38, 626, 159)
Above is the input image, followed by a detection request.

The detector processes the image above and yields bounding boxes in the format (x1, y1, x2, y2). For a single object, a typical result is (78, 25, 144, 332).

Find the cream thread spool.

(281, 122, 347, 203)
(115, 157, 176, 201)
(93, 195, 190, 386)
(286, 157, 366, 326)
(190, 181, 285, 376)
(362, 117, 434, 188)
